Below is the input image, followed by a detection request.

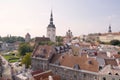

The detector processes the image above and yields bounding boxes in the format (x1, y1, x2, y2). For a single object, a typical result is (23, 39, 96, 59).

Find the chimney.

(49, 75, 53, 80)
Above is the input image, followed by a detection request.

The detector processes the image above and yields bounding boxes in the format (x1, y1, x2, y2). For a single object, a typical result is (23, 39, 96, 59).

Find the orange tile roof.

(33, 70, 61, 80)
(104, 59, 118, 66)
(31, 69, 43, 76)
(32, 45, 55, 59)
(53, 54, 99, 72)
(35, 37, 50, 43)
(113, 54, 120, 58)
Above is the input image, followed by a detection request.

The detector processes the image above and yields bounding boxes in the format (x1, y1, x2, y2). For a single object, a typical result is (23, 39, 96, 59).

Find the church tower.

(25, 33, 31, 42)
(47, 11, 56, 42)
(108, 24, 112, 33)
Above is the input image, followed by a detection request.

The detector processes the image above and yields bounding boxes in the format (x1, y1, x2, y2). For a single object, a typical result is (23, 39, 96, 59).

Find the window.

(83, 74, 86, 78)
(108, 72, 112, 75)
(103, 77, 106, 80)
(115, 73, 119, 76)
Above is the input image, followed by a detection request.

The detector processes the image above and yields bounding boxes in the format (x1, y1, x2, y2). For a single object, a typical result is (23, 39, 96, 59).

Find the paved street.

(0, 55, 12, 79)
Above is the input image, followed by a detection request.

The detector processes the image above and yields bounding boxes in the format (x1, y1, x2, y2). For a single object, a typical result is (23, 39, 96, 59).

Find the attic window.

(73, 64, 80, 70)
(61, 56, 64, 59)
(103, 77, 106, 80)
(115, 73, 119, 75)
(88, 60, 92, 64)
(108, 72, 112, 75)
(99, 66, 102, 70)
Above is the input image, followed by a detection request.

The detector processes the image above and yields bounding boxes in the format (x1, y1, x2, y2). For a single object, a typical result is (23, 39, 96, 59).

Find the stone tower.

(47, 11, 56, 42)
(25, 33, 31, 42)
(66, 29, 73, 42)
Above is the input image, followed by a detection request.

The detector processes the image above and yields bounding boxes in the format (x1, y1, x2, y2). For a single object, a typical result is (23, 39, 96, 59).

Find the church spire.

(108, 24, 112, 33)
(48, 10, 55, 28)
(50, 10, 53, 24)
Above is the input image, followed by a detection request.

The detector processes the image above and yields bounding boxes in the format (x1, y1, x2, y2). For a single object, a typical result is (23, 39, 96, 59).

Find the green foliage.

(56, 36, 63, 42)
(3, 53, 20, 63)
(39, 41, 55, 45)
(110, 40, 120, 46)
(99, 41, 109, 45)
(55, 42, 63, 46)
(22, 53, 31, 68)
(18, 43, 33, 56)
(56, 36, 63, 46)
(0, 36, 25, 43)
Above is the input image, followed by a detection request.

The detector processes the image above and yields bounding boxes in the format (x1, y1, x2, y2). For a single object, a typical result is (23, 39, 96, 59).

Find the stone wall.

(49, 64, 98, 80)
(99, 75, 120, 80)
(31, 57, 49, 71)
(31, 56, 120, 80)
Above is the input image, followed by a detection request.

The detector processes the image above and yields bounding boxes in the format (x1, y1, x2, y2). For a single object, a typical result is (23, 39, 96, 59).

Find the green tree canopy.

(110, 40, 120, 45)
(0, 36, 25, 43)
(39, 41, 55, 46)
(18, 43, 33, 56)
(56, 36, 63, 42)
(22, 53, 31, 68)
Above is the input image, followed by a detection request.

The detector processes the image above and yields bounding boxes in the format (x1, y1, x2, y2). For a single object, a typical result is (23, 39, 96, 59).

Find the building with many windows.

(99, 25, 120, 42)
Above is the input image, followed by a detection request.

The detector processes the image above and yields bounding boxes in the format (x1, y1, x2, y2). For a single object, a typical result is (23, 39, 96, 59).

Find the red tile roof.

(35, 37, 50, 43)
(32, 45, 55, 59)
(33, 70, 61, 80)
(52, 54, 99, 72)
(31, 69, 43, 76)
(113, 54, 120, 58)
(104, 59, 118, 66)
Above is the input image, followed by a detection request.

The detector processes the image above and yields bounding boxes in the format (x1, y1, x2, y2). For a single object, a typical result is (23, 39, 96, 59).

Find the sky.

(0, 0, 120, 38)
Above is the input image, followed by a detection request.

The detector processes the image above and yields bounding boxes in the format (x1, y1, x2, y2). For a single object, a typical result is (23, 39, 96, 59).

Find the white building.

(47, 11, 56, 42)
(99, 25, 120, 42)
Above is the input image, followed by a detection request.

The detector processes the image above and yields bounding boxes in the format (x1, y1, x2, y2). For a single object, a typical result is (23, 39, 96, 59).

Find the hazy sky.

(0, 0, 120, 37)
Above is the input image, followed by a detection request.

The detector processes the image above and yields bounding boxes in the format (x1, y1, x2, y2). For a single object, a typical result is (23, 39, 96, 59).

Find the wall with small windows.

(99, 75, 120, 80)
(31, 57, 49, 71)
(49, 64, 98, 80)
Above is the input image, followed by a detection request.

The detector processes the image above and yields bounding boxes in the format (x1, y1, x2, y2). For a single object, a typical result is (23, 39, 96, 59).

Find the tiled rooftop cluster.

(31, 42, 120, 80)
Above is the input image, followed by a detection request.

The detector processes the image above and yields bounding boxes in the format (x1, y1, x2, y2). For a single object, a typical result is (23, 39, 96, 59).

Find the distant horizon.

(0, 0, 120, 38)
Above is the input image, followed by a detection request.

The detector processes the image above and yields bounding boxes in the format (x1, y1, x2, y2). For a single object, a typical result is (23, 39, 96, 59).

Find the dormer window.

(108, 72, 112, 75)
(73, 64, 80, 70)
(115, 73, 119, 76)
(103, 77, 106, 80)
(88, 60, 92, 64)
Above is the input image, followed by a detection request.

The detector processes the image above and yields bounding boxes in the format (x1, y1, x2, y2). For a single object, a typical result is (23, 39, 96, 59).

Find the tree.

(56, 36, 63, 42)
(56, 36, 63, 46)
(1, 36, 25, 43)
(17, 36, 25, 42)
(22, 53, 31, 68)
(18, 43, 33, 56)
(110, 40, 120, 45)
(39, 41, 55, 46)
